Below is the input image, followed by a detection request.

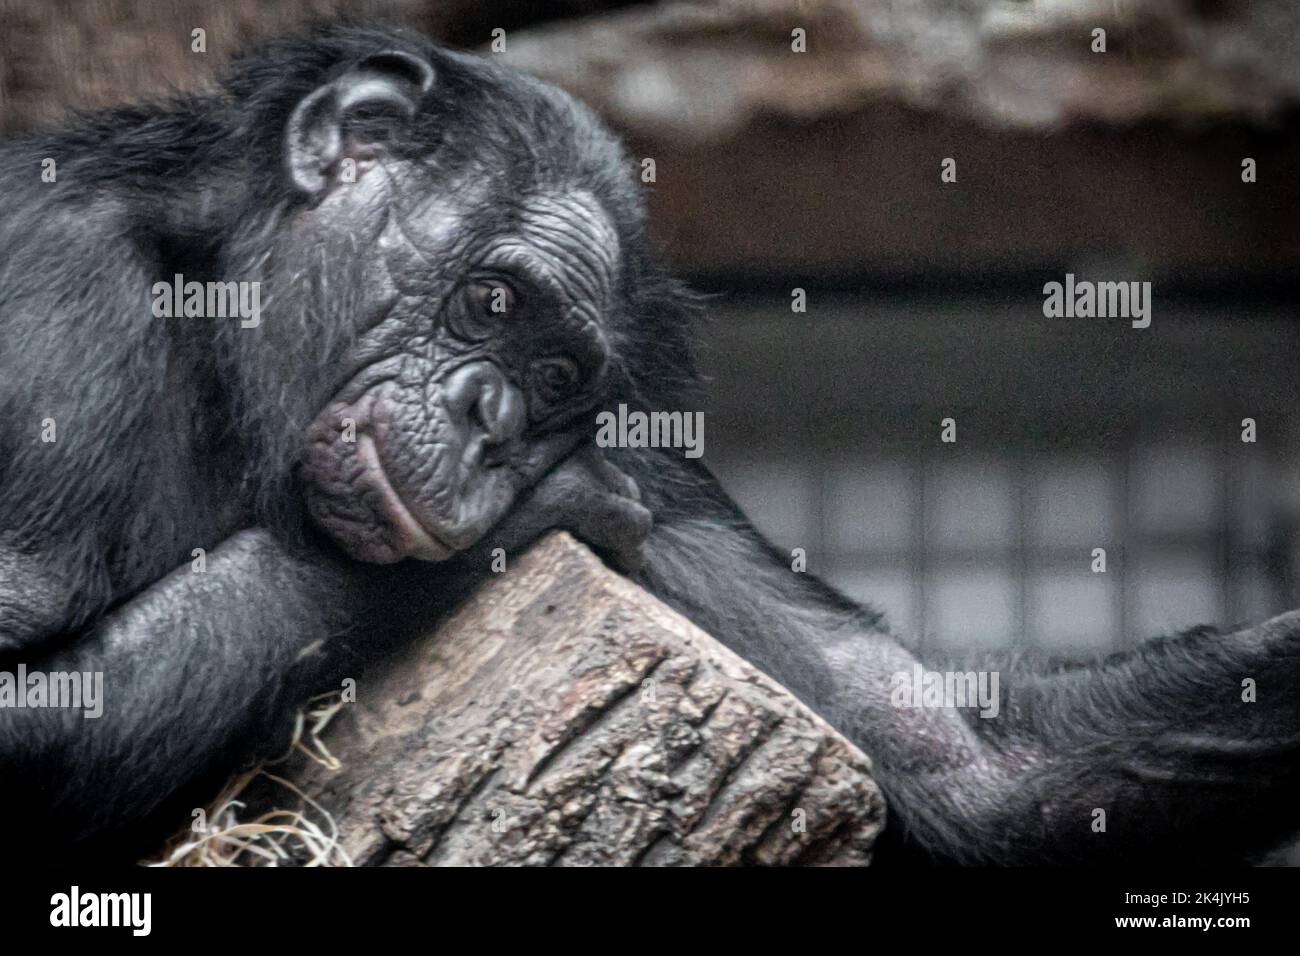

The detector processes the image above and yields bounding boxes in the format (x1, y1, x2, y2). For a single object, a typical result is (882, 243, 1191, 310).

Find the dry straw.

(146, 692, 350, 867)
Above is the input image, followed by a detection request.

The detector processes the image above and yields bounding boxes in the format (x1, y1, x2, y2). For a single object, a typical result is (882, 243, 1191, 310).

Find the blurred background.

(2, 0, 1296, 654)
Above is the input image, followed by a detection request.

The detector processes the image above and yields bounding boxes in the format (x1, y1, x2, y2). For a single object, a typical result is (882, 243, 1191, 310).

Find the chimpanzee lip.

(356, 433, 454, 561)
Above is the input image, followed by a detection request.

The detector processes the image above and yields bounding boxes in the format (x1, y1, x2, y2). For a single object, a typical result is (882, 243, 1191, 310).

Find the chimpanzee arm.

(620, 448, 1300, 864)
(0, 531, 384, 850)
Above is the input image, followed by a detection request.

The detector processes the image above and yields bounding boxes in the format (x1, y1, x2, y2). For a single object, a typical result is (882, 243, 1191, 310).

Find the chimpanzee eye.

(471, 279, 515, 318)
(531, 356, 581, 403)
(450, 279, 516, 341)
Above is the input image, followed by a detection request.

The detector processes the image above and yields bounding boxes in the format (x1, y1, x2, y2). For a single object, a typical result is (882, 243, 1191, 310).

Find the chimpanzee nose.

(444, 362, 524, 445)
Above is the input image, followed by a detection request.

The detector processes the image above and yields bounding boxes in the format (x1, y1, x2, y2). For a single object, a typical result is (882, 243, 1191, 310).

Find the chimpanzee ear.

(286, 50, 435, 198)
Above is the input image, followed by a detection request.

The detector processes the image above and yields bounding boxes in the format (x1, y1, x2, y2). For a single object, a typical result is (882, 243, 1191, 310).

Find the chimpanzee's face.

(298, 181, 621, 562)
(234, 48, 644, 563)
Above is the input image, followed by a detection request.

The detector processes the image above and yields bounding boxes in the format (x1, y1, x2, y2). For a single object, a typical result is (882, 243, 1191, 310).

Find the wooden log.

(267, 532, 885, 866)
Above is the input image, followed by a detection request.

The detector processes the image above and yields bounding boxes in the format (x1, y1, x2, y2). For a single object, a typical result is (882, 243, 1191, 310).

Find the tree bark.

(265, 532, 884, 866)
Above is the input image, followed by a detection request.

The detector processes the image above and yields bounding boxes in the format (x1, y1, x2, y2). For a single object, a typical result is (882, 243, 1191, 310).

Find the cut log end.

(232, 533, 886, 866)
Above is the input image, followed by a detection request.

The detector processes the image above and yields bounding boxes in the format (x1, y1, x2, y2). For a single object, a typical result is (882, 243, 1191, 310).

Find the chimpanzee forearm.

(4, 532, 319, 844)
(619, 448, 1300, 864)
(0, 529, 408, 850)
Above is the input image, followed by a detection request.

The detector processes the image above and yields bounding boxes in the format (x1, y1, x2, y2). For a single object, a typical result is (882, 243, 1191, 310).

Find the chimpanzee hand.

(476, 445, 652, 573)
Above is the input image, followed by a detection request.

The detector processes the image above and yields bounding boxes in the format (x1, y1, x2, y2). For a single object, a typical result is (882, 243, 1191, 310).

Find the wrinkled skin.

(293, 177, 628, 564)
(261, 57, 638, 567)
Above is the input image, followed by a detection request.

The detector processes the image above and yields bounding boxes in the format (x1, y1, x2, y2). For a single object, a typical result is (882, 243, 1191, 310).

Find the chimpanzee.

(1, 25, 1298, 864)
